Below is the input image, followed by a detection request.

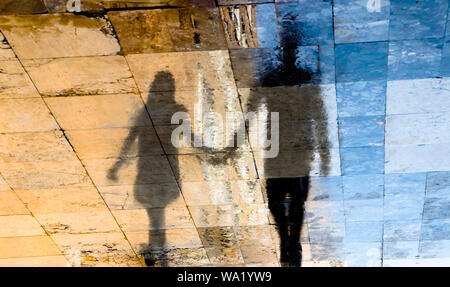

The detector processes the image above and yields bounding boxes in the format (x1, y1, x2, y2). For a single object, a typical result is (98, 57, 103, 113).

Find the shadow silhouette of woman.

(108, 71, 185, 266)
(244, 22, 331, 266)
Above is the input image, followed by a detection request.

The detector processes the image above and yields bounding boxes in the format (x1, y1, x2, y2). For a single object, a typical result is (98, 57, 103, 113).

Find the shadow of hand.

(107, 166, 119, 182)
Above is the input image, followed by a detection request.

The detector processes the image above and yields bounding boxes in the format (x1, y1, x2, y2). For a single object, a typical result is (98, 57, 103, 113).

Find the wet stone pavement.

(0, 0, 449, 267)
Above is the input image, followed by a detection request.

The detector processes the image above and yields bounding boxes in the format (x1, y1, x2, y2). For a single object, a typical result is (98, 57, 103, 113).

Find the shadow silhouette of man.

(244, 22, 331, 267)
(108, 71, 185, 266)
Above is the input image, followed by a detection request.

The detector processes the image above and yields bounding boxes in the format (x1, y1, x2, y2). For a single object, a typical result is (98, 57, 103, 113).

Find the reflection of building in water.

(220, 5, 259, 48)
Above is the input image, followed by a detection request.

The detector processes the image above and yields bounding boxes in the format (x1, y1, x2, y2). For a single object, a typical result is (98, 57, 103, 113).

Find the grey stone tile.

(384, 173, 426, 197)
(421, 219, 450, 241)
(345, 221, 383, 242)
(419, 240, 450, 259)
(340, 146, 385, 175)
(338, 116, 385, 147)
(344, 241, 382, 267)
(383, 220, 421, 242)
(344, 199, 383, 222)
(343, 174, 384, 200)
(334, 0, 390, 43)
(386, 77, 450, 115)
(336, 41, 388, 82)
(384, 196, 424, 221)
(383, 240, 419, 260)
(305, 200, 345, 225)
(308, 176, 343, 201)
(386, 112, 450, 146)
(423, 194, 450, 221)
(388, 38, 443, 80)
(385, 144, 450, 174)
(427, 171, 450, 194)
(336, 80, 386, 118)
(389, 0, 448, 40)
(308, 222, 346, 244)
(277, 0, 334, 46)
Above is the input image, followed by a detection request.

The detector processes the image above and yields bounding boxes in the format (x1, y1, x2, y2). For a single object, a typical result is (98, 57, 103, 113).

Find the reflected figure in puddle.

(244, 20, 331, 266)
(108, 71, 184, 266)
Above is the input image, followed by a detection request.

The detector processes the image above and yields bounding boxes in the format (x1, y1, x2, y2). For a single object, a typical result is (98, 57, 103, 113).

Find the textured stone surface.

(0, 60, 40, 99)
(24, 56, 137, 96)
(334, 0, 390, 43)
(0, 0, 47, 15)
(0, 14, 120, 59)
(45, 94, 149, 130)
(389, 0, 448, 40)
(388, 38, 443, 80)
(0, 98, 58, 133)
(0, 236, 61, 259)
(335, 41, 388, 82)
(108, 8, 226, 54)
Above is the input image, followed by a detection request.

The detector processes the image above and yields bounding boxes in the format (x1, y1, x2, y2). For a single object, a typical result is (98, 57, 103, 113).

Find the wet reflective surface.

(0, 0, 449, 267)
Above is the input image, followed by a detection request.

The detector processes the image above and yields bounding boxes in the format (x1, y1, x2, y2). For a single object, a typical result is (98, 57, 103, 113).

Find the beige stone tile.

(83, 156, 176, 186)
(0, 98, 58, 133)
(0, 255, 68, 267)
(189, 204, 269, 227)
(0, 60, 40, 99)
(181, 179, 264, 206)
(169, 151, 257, 182)
(0, 14, 120, 59)
(0, 160, 92, 190)
(253, 148, 342, 178)
(0, 0, 47, 15)
(0, 215, 44, 237)
(0, 131, 76, 163)
(112, 206, 195, 231)
(35, 211, 120, 234)
(0, 236, 61, 259)
(45, 94, 149, 130)
(0, 190, 29, 216)
(126, 228, 203, 252)
(24, 56, 137, 96)
(0, 176, 10, 192)
(126, 50, 236, 92)
(51, 232, 141, 267)
(16, 187, 108, 214)
(108, 8, 226, 54)
(66, 127, 162, 160)
(0, 32, 15, 61)
(98, 184, 184, 210)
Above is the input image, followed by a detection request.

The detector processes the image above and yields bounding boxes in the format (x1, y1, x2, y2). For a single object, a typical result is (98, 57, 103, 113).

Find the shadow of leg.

(144, 211, 167, 267)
